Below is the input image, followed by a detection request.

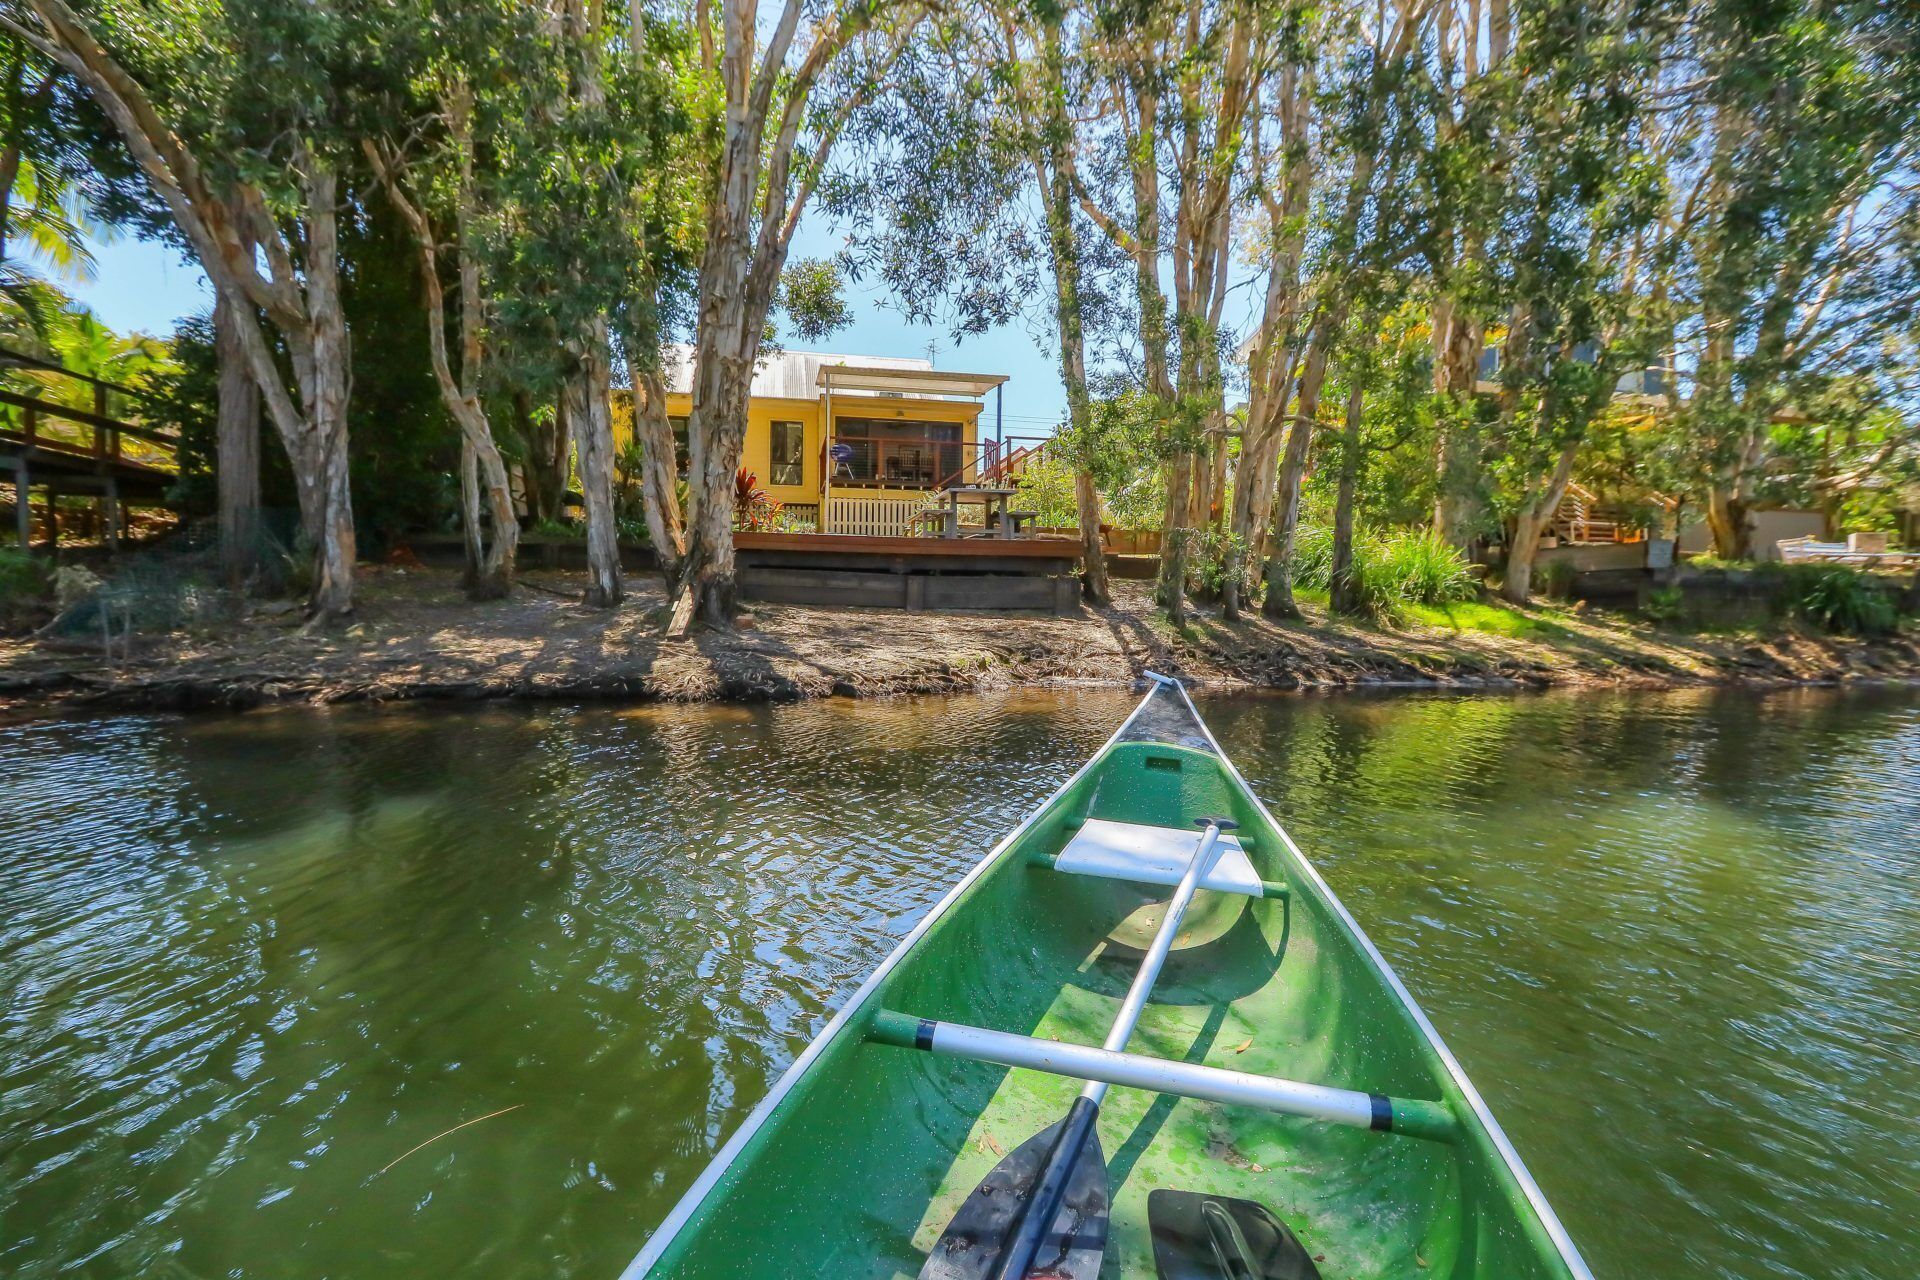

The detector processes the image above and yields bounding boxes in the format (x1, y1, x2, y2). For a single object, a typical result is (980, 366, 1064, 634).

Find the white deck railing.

(822, 496, 924, 537)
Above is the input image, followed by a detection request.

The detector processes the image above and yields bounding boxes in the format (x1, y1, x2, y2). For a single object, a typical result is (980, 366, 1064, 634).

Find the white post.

(820, 371, 834, 532)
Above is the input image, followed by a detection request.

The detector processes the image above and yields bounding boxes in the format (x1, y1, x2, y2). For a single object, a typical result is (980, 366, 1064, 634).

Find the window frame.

(768, 419, 805, 487)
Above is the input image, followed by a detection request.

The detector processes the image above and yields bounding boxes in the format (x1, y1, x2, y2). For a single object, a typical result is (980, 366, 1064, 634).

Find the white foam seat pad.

(1054, 818, 1262, 898)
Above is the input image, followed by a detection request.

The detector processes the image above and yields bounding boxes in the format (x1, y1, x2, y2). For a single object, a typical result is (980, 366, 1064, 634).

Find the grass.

(1402, 598, 1551, 638)
(1294, 583, 1553, 640)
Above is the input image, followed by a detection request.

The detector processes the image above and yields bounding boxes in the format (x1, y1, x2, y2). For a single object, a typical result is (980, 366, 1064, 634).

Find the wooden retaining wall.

(735, 532, 1083, 616)
(739, 567, 1079, 615)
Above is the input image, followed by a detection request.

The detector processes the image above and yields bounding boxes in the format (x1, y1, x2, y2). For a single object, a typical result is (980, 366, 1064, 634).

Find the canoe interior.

(640, 731, 1578, 1279)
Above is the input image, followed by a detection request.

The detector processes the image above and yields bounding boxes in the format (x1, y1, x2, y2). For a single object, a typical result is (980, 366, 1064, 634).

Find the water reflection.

(2, 687, 1916, 1279)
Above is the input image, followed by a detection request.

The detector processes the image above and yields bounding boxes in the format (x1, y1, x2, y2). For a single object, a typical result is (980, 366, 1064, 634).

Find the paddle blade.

(919, 1118, 1108, 1280)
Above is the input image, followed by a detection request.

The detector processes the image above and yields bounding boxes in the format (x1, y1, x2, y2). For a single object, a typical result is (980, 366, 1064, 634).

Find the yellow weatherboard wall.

(614, 390, 984, 508)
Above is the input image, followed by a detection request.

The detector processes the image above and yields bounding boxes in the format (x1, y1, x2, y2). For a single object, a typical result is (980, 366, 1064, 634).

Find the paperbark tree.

(557, 0, 623, 608)
(1482, 0, 1667, 603)
(364, 85, 520, 600)
(213, 278, 261, 588)
(1327, 319, 1378, 616)
(213, 193, 262, 588)
(8, 0, 360, 618)
(1261, 0, 1427, 619)
(631, 354, 685, 579)
(1664, 0, 1920, 559)
(1072, 0, 1265, 619)
(987, 8, 1109, 602)
(1226, 56, 1311, 619)
(672, 0, 922, 629)
(1426, 0, 1510, 550)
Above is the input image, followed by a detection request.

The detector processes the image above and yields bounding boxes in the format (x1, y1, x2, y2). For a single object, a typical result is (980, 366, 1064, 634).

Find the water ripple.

(2, 687, 1916, 1279)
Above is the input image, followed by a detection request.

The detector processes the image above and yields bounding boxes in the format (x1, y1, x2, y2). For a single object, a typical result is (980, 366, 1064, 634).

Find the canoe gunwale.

(617, 686, 1166, 1280)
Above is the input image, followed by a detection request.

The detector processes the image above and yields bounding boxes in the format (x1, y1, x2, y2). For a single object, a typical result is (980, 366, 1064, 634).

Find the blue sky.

(64, 214, 1075, 439)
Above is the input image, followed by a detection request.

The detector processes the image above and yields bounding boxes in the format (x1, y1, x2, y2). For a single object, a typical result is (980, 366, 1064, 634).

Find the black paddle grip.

(988, 1095, 1101, 1280)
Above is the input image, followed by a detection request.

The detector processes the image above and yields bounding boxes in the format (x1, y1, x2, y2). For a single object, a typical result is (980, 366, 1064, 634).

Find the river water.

(2, 688, 1917, 1279)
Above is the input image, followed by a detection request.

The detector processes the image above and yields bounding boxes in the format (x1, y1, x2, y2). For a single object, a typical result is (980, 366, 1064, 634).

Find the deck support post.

(13, 462, 28, 550)
(104, 476, 121, 552)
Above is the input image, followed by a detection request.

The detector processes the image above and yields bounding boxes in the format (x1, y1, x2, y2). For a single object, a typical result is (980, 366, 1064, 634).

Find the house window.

(668, 415, 690, 480)
(831, 417, 963, 487)
(769, 420, 804, 486)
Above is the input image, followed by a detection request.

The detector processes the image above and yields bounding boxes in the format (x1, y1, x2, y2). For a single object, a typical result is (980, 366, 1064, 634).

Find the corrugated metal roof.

(661, 344, 934, 400)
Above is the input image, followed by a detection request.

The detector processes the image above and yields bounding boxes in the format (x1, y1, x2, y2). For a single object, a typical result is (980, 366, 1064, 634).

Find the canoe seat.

(1054, 818, 1263, 898)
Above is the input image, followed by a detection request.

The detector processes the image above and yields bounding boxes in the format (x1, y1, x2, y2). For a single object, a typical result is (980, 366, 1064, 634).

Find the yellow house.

(628, 346, 1010, 535)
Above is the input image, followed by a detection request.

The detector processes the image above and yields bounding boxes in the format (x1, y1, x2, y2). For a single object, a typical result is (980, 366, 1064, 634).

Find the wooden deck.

(732, 531, 1083, 615)
(0, 359, 178, 549)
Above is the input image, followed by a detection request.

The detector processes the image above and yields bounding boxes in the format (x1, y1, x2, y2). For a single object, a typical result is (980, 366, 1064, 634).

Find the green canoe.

(622, 678, 1591, 1280)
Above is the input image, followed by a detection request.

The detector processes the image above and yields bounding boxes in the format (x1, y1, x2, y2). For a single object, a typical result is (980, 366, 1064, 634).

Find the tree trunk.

(1430, 295, 1485, 549)
(542, 391, 572, 523)
(1074, 467, 1108, 604)
(458, 438, 483, 585)
(1706, 486, 1752, 560)
(214, 286, 262, 589)
(1502, 439, 1581, 604)
(568, 319, 623, 608)
(365, 126, 519, 601)
(1026, 34, 1108, 607)
(1158, 527, 1191, 627)
(679, 349, 752, 625)
(294, 170, 355, 621)
(1263, 304, 1344, 619)
(633, 364, 685, 581)
(1158, 454, 1192, 619)
(1329, 374, 1366, 616)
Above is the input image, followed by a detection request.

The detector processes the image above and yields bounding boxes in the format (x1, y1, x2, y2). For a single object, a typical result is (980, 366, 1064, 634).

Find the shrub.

(1643, 584, 1684, 625)
(1192, 528, 1251, 599)
(527, 517, 584, 541)
(1764, 563, 1897, 636)
(1289, 524, 1477, 623)
(1289, 523, 1337, 593)
(0, 547, 47, 599)
(1536, 557, 1577, 599)
(1369, 529, 1478, 605)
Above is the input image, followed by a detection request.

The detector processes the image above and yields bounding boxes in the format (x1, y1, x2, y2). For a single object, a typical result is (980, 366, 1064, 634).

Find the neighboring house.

(1474, 343, 1667, 403)
(1676, 509, 1828, 561)
(629, 345, 1012, 535)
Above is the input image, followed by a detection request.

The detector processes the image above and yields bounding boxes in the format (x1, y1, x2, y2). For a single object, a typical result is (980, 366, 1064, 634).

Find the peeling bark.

(567, 319, 623, 608)
(633, 364, 685, 582)
(1503, 437, 1580, 604)
(214, 265, 261, 590)
(364, 107, 520, 602)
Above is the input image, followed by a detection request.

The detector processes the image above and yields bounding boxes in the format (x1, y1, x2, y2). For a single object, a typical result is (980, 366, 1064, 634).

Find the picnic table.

(924, 485, 1033, 539)
(1777, 535, 1920, 570)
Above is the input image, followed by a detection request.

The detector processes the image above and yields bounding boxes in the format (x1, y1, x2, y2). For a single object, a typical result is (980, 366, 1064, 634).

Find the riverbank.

(2, 563, 1917, 712)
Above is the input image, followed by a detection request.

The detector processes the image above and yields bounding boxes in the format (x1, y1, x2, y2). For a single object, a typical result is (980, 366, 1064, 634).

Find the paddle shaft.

(987, 818, 1234, 1280)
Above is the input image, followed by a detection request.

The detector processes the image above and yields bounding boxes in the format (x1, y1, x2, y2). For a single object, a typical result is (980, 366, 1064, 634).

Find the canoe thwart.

(866, 1010, 1459, 1143)
(1040, 818, 1283, 899)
